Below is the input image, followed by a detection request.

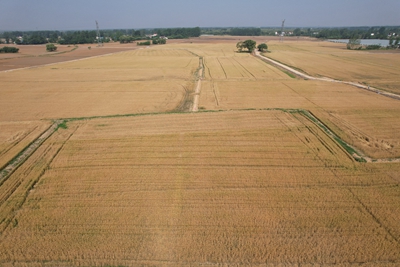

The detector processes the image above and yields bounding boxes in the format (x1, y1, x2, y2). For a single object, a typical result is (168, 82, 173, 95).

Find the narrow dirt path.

(191, 58, 204, 112)
(254, 50, 400, 101)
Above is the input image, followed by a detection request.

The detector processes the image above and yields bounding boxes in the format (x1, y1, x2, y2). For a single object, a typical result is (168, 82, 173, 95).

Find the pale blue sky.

(0, 0, 399, 31)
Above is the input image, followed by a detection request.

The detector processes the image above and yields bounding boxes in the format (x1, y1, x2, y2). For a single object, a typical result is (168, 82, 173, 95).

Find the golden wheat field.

(1, 111, 399, 266)
(0, 38, 399, 266)
(0, 48, 199, 121)
(264, 40, 400, 95)
(193, 42, 400, 159)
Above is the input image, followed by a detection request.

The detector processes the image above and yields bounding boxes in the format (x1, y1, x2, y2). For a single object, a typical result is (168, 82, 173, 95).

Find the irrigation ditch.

(0, 120, 63, 186)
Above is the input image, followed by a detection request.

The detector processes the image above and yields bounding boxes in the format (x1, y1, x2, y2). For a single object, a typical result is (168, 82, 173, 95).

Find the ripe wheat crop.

(0, 39, 399, 266)
(266, 40, 400, 95)
(0, 48, 199, 121)
(0, 111, 399, 266)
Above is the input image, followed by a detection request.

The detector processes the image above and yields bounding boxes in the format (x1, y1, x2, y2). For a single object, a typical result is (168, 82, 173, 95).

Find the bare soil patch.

(0, 43, 139, 72)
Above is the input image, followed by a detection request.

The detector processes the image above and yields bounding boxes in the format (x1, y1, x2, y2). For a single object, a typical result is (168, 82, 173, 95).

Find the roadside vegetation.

(347, 37, 400, 50)
(46, 43, 57, 52)
(0, 46, 19, 53)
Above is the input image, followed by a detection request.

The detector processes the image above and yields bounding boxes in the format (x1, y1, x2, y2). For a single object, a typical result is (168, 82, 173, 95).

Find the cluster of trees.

(314, 26, 400, 40)
(119, 35, 142, 43)
(16, 34, 47, 44)
(0, 30, 99, 45)
(1, 31, 60, 44)
(0, 46, 19, 53)
(0, 27, 200, 45)
(137, 41, 151, 46)
(152, 38, 166, 45)
(201, 26, 400, 40)
(136, 39, 166, 45)
(202, 27, 262, 36)
(230, 28, 262, 36)
(58, 31, 100, 44)
(236, 40, 268, 53)
(153, 27, 200, 39)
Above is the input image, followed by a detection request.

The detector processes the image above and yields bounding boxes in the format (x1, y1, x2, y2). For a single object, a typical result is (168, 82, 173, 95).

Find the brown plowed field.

(0, 43, 140, 72)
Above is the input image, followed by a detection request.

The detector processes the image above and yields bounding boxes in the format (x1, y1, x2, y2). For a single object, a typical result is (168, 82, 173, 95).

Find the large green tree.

(237, 39, 256, 52)
(257, 43, 268, 52)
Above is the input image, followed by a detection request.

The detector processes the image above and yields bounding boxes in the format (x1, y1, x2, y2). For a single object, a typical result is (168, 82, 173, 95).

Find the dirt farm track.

(0, 36, 400, 266)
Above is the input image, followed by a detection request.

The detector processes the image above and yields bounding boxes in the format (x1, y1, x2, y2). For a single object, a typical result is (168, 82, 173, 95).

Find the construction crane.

(96, 20, 102, 46)
(280, 19, 285, 42)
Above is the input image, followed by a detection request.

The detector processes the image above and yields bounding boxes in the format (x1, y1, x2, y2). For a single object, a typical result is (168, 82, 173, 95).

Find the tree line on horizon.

(1, 26, 399, 45)
(0, 27, 201, 45)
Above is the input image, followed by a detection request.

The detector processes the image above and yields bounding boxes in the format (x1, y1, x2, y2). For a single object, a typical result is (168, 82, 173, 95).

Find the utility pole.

(280, 19, 285, 42)
(96, 20, 102, 46)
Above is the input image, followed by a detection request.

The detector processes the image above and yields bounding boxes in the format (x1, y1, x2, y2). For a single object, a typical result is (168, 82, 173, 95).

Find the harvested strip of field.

(1, 110, 399, 266)
(0, 48, 199, 121)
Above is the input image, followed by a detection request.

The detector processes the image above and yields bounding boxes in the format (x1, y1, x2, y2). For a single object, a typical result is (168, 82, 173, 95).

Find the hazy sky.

(0, 0, 399, 31)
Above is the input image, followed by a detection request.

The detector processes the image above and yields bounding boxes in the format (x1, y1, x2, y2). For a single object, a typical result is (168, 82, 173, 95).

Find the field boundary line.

(254, 50, 400, 101)
(0, 120, 63, 186)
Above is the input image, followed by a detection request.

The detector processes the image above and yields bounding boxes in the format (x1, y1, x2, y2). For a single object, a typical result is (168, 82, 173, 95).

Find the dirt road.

(254, 50, 400, 101)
